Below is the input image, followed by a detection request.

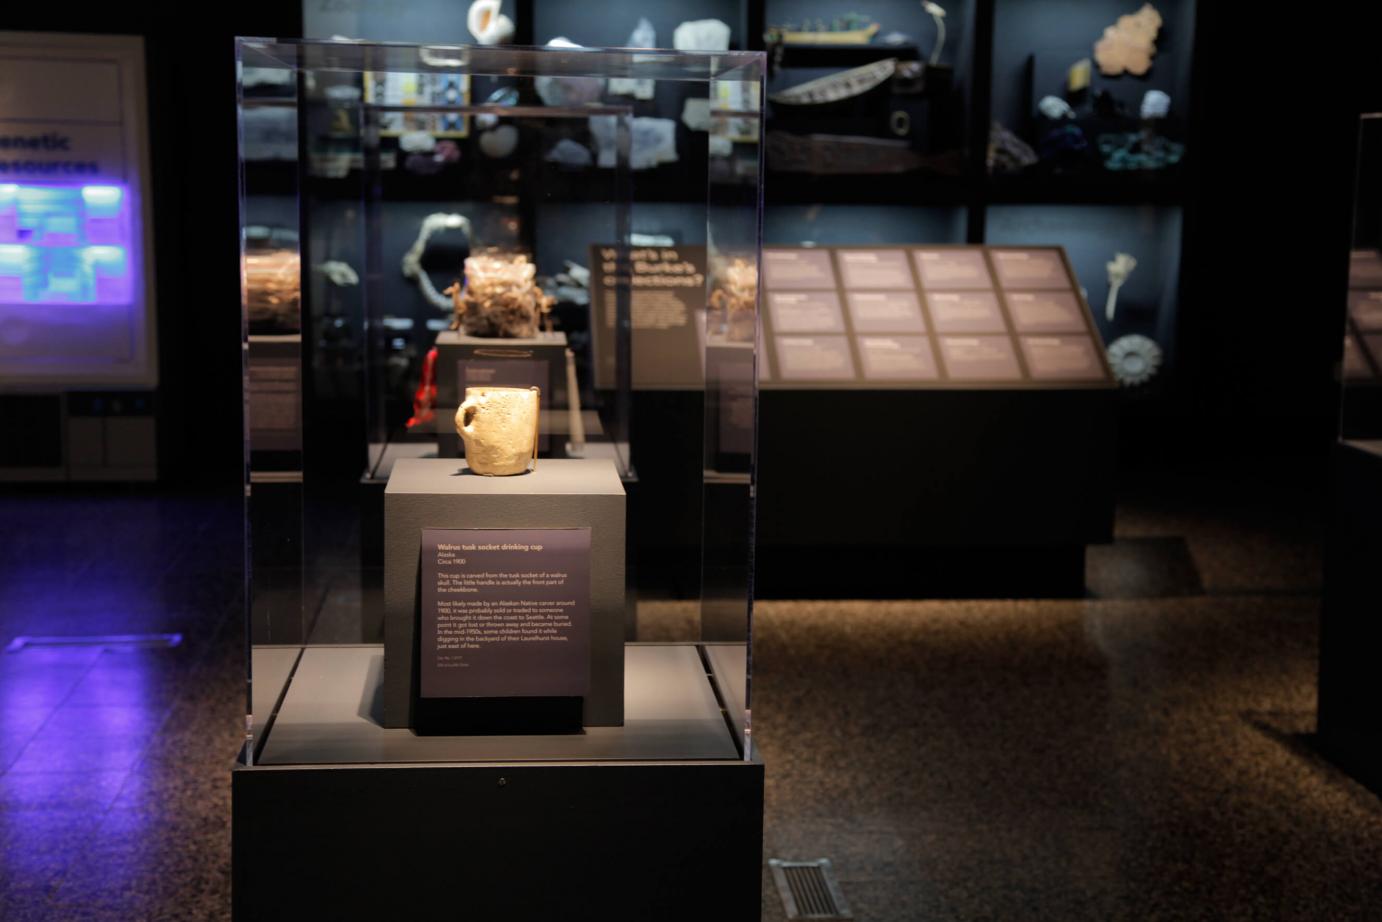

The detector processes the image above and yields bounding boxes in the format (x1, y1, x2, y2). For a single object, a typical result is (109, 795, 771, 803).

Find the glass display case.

(1340, 113, 1382, 441)
(1319, 112, 1382, 796)
(235, 37, 764, 918)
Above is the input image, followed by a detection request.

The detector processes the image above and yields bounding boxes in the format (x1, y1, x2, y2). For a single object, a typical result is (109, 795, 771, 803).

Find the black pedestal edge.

(233, 751, 764, 922)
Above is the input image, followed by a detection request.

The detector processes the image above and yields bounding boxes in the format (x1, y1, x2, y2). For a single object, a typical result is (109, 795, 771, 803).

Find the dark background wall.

(3, 2, 1380, 486)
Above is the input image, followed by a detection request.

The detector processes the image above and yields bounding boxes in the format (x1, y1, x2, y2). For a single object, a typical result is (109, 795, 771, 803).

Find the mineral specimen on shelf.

(1038, 95, 1074, 119)
(479, 124, 518, 159)
(609, 18, 657, 100)
(630, 118, 678, 169)
(449, 253, 555, 338)
(535, 38, 606, 107)
(587, 116, 678, 170)
(399, 131, 436, 152)
(673, 19, 731, 51)
(1106, 334, 1162, 386)
(681, 97, 712, 132)
(1038, 123, 1089, 163)
(1067, 57, 1092, 93)
(1140, 89, 1171, 120)
(467, 0, 514, 45)
(475, 86, 519, 130)
(1097, 131, 1183, 170)
(987, 121, 1038, 173)
(710, 258, 758, 343)
(1094, 3, 1162, 77)
(545, 138, 593, 167)
(456, 385, 541, 476)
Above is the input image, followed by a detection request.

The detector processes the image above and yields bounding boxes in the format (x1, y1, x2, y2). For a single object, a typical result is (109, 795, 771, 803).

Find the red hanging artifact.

(406, 346, 439, 429)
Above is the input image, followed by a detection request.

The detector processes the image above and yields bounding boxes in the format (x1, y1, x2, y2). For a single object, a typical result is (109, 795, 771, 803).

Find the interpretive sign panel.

(419, 527, 591, 700)
(762, 247, 836, 289)
(759, 245, 1112, 388)
(590, 244, 705, 388)
(990, 249, 1068, 289)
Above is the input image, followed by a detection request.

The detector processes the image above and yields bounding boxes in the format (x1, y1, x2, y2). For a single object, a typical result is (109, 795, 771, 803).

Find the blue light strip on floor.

(4, 633, 183, 652)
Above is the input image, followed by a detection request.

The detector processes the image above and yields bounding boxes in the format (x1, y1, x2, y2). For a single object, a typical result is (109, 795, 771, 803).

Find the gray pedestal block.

(384, 458, 626, 728)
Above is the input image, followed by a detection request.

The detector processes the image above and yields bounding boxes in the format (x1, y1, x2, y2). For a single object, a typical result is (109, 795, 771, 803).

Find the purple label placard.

(1006, 291, 1087, 333)
(774, 335, 856, 381)
(858, 336, 938, 381)
(768, 290, 846, 333)
(938, 335, 1023, 381)
(990, 250, 1069, 290)
(762, 248, 837, 289)
(846, 290, 925, 333)
(927, 291, 1006, 333)
(1020, 336, 1106, 381)
(912, 248, 992, 290)
(420, 527, 591, 700)
(836, 249, 913, 289)
(1349, 290, 1382, 332)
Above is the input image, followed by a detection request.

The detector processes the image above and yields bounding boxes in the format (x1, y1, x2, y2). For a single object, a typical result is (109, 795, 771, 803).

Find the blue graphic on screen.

(0, 183, 133, 304)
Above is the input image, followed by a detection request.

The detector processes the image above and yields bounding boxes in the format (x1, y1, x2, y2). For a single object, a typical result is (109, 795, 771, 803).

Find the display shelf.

(770, 41, 920, 67)
(767, 172, 975, 206)
(985, 172, 1185, 206)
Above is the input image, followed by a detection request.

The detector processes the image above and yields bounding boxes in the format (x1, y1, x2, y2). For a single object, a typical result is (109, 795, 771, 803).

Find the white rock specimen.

(467, 0, 514, 45)
(681, 97, 712, 132)
(535, 38, 606, 107)
(547, 137, 592, 167)
(631, 117, 678, 169)
(1038, 95, 1074, 119)
(609, 18, 657, 100)
(399, 131, 437, 152)
(673, 19, 731, 51)
(1140, 89, 1170, 119)
(479, 124, 518, 159)
(456, 386, 541, 476)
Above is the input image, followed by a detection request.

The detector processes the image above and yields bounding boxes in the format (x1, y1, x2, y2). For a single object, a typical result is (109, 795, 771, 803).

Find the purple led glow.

(0, 182, 133, 305)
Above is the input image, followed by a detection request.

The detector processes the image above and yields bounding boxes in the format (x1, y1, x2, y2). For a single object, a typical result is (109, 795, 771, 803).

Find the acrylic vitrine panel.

(1341, 114, 1382, 444)
(238, 39, 762, 766)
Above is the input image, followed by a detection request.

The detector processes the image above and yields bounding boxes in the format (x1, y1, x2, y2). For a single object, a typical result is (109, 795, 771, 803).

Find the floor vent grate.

(5, 633, 183, 653)
(769, 858, 852, 920)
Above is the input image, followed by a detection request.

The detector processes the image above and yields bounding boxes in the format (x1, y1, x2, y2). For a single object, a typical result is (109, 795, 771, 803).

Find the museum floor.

(1, 460, 1380, 920)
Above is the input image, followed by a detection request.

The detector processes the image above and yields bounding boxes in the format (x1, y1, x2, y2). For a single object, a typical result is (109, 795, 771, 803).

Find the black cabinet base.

(1318, 440, 1382, 795)
(232, 753, 764, 921)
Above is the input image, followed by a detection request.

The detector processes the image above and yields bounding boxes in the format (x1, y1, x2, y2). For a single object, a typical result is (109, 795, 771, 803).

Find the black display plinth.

(232, 755, 763, 922)
(1318, 439, 1382, 794)
(233, 644, 761, 921)
(756, 387, 1116, 598)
